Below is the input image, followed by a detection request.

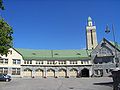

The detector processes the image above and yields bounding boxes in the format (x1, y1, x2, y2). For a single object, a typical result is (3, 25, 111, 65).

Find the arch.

(24, 68, 32, 71)
(58, 68, 67, 77)
(70, 68, 78, 72)
(23, 68, 32, 77)
(47, 68, 55, 72)
(35, 68, 44, 77)
(58, 68, 66, 72)
(81, 68, 89, 77)
(69, 68, 78, 77)
(47, 68, 55, 77)
(35, 68, 44, 72)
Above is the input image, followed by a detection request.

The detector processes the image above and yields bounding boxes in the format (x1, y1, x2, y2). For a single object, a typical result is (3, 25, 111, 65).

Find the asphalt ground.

(0, 77, 113, 90)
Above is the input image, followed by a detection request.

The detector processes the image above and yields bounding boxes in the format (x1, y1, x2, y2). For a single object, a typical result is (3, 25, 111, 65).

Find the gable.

(9, 48, 23, 59)
(91, 38, 120, 64)
(91, 38, 120, 57)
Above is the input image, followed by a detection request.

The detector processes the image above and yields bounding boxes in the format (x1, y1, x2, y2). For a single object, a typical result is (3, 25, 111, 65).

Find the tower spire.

(86, 17, 98, 50)
(87, 16, 93, 26)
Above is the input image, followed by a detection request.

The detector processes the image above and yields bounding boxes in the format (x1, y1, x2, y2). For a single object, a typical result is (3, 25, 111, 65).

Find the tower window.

(90, 30, 94, 45)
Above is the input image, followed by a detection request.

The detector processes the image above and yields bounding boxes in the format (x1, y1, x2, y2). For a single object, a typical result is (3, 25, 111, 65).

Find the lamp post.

(105, 24, 119, 67)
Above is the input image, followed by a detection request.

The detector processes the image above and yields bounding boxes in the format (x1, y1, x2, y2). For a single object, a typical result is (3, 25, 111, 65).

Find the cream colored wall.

(0, 48, 23, 77)
(23, 60, 92, 66)
(0, 48, 23, 68)
(86, 25, 97, 50)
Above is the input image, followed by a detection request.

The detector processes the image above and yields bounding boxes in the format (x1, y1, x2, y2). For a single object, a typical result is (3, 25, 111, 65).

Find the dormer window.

(32, 53, 36, 55)
(54, 53, 58, 55)
(101, 42, 106, 47)
(76, 53, 81, 55)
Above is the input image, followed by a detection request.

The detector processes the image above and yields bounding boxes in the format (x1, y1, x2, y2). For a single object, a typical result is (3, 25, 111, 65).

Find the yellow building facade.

(0, 48, 92, 78)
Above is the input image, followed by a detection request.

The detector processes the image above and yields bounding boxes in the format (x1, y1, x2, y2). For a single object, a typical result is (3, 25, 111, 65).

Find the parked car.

(0, 74, 11, 82)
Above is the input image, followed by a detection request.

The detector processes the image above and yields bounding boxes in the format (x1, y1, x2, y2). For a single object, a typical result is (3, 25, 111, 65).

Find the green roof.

(15, 48, 91, 60)
(109, 41, 120, 51)
(88, 16, 92, 21)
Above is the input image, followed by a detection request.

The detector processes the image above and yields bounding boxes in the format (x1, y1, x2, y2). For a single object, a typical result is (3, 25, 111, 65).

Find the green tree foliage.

(0, 19, 13, 55)
(0, 0, 13, 55)
(0, 0, 4, 10)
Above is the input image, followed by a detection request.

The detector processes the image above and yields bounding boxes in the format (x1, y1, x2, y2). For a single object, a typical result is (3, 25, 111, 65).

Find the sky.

(1, 0, 120, 50)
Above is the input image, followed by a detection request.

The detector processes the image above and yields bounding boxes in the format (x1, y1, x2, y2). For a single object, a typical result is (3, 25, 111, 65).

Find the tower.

(86, 16, 98, 50)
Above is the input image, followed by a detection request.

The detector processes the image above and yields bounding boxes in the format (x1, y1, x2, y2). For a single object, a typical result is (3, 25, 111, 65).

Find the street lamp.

(105, 24, 119, 67)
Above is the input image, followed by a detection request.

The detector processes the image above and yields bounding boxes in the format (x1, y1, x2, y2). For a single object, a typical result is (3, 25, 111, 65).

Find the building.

(0, 48, 23, 77)
(86, 16, 98, 50)
(91, 38, 120, 77)
(0, 17, 120, 78)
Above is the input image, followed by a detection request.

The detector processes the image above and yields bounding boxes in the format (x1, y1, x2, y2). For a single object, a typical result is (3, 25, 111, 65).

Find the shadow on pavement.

(93, 82, 113, 87)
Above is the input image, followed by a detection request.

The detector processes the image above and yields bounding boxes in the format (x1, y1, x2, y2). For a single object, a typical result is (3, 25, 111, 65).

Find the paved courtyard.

(0, 77, 113, 90)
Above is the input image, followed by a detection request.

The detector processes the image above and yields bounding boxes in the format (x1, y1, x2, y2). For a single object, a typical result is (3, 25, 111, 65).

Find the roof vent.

(76, 53, 81, 55)
(32, 53, 36, 55)
(54, 53, 59, 55)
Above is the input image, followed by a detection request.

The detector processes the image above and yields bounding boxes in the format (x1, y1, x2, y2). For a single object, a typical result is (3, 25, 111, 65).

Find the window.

(58, 61, 66, 64)
(12, 68, 20, 75)
(69, 61, 77, 64)
(99, 47, 112, 56)
(0, 68, 8, 74)
(36, 61, 43, 64)
(0, 58, 8, 64)
(13, 59, 16, 64)
(0, 59, 4, 64)
(81, 60, 89, 64)
(106, 69, 109, 73)
(87, 61, 89, 64)
(5, 59, 8, 64)
(24, 61, 26, 64)
(17, 60, 21, 64)
(10, 50, 12, 54)
(30, 61, 32, 64)
(24, 60, 32, 64)
(94, 70, 98, 75)
(47, 61, 55, 64)
(27, 61, 29, 64)
(81, 61, 83, 64)
(13, 59, 21, 64)
(0, 68, 3, 73)
(84, 60, 89, 64)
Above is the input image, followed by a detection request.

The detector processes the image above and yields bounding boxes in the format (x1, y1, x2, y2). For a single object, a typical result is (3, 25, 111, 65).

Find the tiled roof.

(15, 48, 91, 60)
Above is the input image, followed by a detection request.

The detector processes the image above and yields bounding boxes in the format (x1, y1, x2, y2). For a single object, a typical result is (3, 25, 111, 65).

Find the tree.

(0, 0, 13, 55)
(0, 0, 4, 10)
(0, 19, 13, 55)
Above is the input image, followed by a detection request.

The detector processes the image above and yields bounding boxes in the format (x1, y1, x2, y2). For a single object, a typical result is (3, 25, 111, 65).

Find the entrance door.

(23, 68, 32, 77)
(47, 69, 55, 77)
(69, 68, 78, 77)
(58, 69, 66, 77)
(35, 69, 43, 77)
(81, 68, 89, 77)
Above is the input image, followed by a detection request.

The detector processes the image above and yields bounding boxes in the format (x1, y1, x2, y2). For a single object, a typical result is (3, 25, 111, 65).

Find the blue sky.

(1, 0, 120, 49)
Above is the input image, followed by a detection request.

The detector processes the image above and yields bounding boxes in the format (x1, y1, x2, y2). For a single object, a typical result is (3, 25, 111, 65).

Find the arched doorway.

(58, 68, 66, 77)
(69, 68, 78, 77)
(47, 69, 55, 77)
(81, 68, 89, 77)
(23, 68, 32, 77)
(35, 69, 44, 77)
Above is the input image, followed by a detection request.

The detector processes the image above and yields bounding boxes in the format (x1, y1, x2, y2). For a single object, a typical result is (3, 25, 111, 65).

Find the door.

(47, 69, 55, 77)
(35, 69, 43, 77)
(23, 68, 32, 77)
(69, 68, 78, 77)
(58, 69, 66, 77)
